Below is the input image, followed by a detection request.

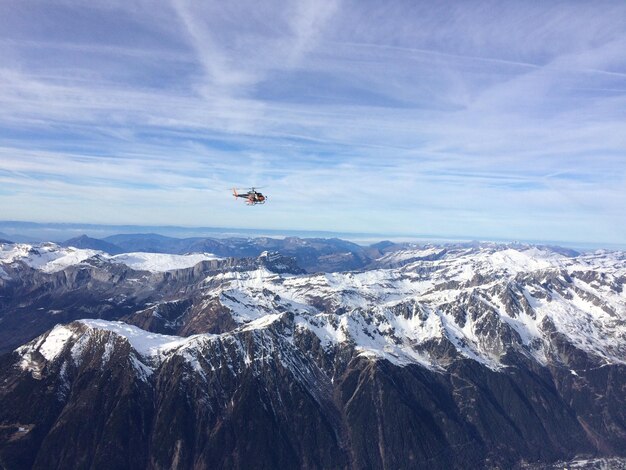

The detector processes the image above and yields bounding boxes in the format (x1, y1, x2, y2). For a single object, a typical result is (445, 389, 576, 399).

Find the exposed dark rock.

(2, 324, 624, 469)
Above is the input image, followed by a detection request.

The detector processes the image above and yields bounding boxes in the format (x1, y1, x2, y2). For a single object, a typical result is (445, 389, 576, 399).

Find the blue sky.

(1, 0, 625, 245)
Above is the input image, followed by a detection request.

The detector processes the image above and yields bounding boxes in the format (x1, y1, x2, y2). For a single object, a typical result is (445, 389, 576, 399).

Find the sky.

(0, 0, 625, 246)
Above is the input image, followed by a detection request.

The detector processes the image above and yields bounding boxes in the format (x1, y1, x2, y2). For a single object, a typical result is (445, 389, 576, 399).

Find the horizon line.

(0, 220, 624, 252)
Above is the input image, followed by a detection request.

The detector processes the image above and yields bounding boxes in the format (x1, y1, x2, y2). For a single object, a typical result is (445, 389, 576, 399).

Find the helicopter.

(232, 187, 268, 205)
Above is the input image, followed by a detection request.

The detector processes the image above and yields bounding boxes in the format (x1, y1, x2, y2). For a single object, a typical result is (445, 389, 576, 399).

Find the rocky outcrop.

(1, 318, 625, 469)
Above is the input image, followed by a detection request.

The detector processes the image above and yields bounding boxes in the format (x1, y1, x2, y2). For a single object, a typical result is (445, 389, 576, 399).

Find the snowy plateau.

(1, 240, 626, 469)
(0, 242, 220, 273)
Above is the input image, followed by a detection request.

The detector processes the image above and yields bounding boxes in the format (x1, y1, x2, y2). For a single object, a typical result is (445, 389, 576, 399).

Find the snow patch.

(109, 252, 219, 272)
(38, 325, 75, 362)
(79, 319, 189, 356)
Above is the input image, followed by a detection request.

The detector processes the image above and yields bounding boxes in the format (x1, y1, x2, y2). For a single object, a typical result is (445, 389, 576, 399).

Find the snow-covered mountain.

(1, 240, 625, 469)
(0, 242, 220, 273)
(8, 242, 625, 371)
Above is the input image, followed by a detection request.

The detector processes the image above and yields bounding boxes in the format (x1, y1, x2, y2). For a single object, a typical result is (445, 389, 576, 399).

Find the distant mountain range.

(58, 233, 381, 273)
(61, 235, 124, 254)
(0, 221, 385, 244)
(51, 233, 587, 274)
(2, 220, 622, 251)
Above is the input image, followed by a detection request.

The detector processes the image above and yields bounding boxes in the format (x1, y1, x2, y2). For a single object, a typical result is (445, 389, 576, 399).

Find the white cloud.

(0, 0, 625, 244)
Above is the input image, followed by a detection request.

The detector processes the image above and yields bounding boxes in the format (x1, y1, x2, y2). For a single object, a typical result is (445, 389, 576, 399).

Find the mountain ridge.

(1, 240, 625, 468)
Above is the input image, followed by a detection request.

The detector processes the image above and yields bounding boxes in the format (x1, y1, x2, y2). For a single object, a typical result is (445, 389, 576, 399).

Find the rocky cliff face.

(0, 241, 625, 469)
(0, 245, 302, 353)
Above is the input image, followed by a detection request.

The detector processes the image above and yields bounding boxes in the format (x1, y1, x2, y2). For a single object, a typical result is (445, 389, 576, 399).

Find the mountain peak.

(62, 234, 124, 254)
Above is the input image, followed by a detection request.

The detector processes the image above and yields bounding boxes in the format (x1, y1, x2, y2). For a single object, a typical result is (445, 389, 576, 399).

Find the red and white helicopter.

(232, 187, 268, 205)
